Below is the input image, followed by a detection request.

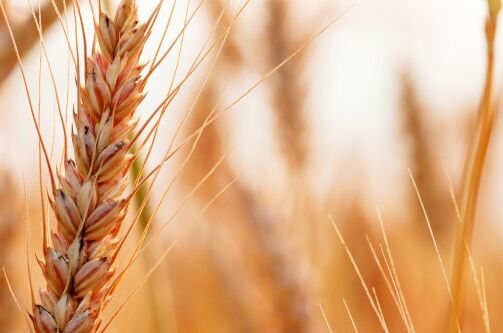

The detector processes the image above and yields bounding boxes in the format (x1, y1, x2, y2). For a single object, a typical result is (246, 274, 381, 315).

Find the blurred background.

(1, 0, 503, 332)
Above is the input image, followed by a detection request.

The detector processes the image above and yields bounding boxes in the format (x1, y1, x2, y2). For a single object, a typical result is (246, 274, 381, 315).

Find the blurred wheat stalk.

(449, 1, 500, 331)
(178, 0, 318, 331)
(0, 172, 22, 331)
(0, 0, 75, 83)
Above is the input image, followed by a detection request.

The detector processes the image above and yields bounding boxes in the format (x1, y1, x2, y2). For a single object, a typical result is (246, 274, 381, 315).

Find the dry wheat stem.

(442, 162, 492, 333)
(467, 250, 492, 333)
(449, 1, 499, 331)
(343, 299, 360, 333)
(365, 236, 411, 332)
(330, 216, 390, 333)
(318, 303, 334, 333)
(375, 211, 415, 332)
(408, 170, 462, 333)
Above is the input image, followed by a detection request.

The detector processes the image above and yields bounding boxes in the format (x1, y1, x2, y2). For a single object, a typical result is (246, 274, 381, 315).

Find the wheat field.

(0, 0, 502, 332)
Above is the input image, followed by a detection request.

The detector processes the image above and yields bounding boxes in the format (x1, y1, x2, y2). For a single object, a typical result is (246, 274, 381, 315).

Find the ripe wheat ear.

(30, 1, 153, 331)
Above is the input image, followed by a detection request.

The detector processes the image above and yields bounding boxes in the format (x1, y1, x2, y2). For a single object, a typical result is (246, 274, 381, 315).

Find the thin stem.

(449, 2, 499, 331)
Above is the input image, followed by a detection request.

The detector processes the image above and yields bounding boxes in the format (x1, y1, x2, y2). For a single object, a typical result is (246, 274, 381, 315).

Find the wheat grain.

(32, 1, 151, 331)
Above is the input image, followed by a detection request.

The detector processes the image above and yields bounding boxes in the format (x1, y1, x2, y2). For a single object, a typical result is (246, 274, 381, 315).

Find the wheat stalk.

(31, 1, 152, 331)
(449, 1, 500, 331)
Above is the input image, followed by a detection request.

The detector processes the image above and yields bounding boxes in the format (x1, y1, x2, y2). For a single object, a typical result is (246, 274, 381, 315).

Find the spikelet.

(32, 1, 150, 331)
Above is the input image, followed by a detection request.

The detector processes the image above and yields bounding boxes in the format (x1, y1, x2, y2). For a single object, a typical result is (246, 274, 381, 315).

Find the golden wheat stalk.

(31, 1, 151, 331)
(449, 0, 500, 331)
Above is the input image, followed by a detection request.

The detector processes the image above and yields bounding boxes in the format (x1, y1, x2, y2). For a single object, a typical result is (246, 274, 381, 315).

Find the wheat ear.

(32, 1, 151, 332)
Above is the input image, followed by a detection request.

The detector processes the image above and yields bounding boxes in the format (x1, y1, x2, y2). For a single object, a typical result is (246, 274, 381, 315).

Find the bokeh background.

(1, 0, 502, 332)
